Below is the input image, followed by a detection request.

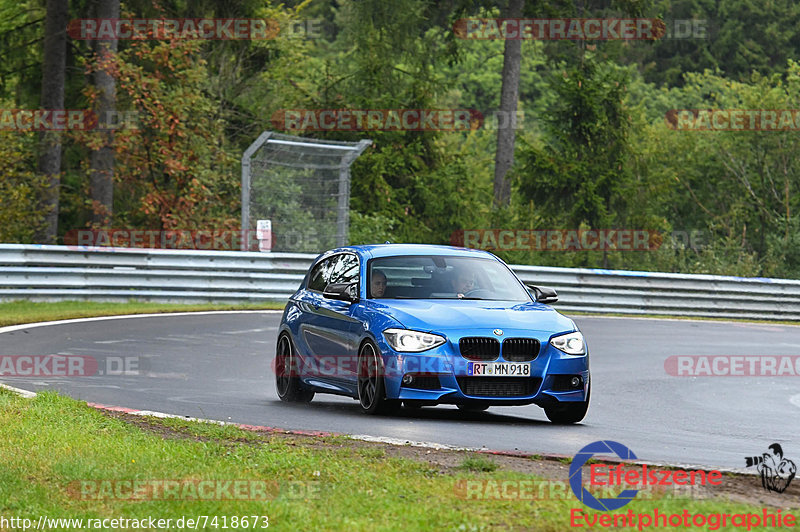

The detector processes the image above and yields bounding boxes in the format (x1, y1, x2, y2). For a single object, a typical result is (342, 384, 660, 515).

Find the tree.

(0, 125, 46, 242)
(492, 0, 524, 208)
(34, 0, 68, 243)
(632, 65, 800, 276)
(515, 56, 633, 267)
(107, 38, 237, 230)
(88, 0, 119, 227)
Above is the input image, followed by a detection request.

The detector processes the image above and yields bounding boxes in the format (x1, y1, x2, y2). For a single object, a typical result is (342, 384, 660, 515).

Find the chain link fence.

(241, 132, 371, 252)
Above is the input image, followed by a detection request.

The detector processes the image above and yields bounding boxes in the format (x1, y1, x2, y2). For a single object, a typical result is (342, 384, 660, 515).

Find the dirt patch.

(102, 409, 800, 509)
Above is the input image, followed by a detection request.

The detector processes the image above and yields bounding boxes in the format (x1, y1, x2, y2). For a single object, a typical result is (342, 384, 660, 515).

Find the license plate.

(467, 362, 531, 377)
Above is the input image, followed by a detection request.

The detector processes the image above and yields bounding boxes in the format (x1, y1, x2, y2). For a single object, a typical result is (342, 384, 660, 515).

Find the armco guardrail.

(0, 244, 312, 304)
(1, 244, 798, 321)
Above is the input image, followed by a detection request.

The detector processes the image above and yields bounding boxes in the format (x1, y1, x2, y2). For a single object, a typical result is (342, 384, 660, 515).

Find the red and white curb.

(0, 381, 481, 450)
(84, 401, 338, 438)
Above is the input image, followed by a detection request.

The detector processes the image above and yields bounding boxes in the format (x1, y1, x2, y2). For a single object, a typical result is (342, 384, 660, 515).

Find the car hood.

(369, 299, 575, 334)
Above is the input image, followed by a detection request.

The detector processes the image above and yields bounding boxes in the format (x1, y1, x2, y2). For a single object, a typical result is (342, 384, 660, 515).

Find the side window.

(307, 256, 338, 292)
(331, 254, 359, 285)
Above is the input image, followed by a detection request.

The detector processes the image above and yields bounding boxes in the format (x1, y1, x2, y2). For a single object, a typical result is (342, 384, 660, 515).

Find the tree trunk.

(89, 0, 120, 227)
(34, 0, 68, 243)
(492, 0, 524, 208)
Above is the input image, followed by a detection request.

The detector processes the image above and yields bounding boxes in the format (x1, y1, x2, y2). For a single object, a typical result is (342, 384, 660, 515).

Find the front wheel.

(544, 385, 590, 424)
(275, 334, 314, 403)
(358, 341, 400, 415)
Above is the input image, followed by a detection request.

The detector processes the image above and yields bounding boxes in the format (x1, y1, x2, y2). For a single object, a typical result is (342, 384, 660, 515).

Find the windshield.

(368, 255, 531, 301)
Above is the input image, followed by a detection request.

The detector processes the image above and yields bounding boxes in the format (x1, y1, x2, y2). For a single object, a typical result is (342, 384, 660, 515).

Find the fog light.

(570, 376, 582, 388)
(402, 374, 413, 385)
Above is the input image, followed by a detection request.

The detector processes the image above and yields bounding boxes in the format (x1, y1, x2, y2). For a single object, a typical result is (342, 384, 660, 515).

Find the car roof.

(327, 243, 499, 260)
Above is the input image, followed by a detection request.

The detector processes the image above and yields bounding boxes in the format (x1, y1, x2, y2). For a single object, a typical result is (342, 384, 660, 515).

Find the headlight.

(383, 328, 446, 352)
(550, 331, 586, 355)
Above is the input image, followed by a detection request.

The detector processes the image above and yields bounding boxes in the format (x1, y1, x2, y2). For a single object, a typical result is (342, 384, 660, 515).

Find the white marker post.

(256, 220, 272, 252)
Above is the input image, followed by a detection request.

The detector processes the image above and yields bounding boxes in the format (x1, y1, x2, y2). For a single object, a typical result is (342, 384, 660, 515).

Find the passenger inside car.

(370, 269, 387, 298)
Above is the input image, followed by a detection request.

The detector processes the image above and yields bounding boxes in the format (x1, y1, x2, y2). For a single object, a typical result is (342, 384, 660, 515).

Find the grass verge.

(0, 389, 792, 531)
(1, 300, 796, 329)
(0, 300, 285, 328)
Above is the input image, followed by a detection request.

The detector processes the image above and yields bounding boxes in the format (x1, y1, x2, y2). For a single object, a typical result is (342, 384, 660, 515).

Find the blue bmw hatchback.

(275, 244, 590, 423)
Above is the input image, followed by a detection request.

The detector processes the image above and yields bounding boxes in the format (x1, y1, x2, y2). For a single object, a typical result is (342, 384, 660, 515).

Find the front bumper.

(375, 329, 590, 406)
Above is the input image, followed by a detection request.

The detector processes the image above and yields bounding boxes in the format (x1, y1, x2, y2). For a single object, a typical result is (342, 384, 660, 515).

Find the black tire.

(544, 385, 590, 424)
(358, 341, 400, 415)
(275, 334, 314, 403)
(457, 403, 490, 412)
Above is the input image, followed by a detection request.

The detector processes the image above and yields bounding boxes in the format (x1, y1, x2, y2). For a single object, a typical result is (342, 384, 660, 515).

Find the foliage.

(0, 125, 46, 242)
(74, 37, 238, 230)
(511, 56, 633, 267)
(1, 0, 800, 279)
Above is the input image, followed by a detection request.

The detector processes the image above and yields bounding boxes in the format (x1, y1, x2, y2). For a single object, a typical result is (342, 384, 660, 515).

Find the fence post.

(240, 132, 273, 251)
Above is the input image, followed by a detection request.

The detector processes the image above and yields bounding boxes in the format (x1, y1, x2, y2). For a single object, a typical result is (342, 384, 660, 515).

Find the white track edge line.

(0, 310, 282, 335)
(0, 382, 37, 398)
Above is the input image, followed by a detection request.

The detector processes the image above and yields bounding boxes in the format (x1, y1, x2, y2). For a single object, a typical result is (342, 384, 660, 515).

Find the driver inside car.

(451, 269, 477, 297)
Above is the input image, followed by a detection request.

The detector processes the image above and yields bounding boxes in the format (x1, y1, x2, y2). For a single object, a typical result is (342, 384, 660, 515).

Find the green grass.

(2, 300, 795, 330)
(0, 390, 786, 531)
(0, 300, 285, 327)
(458, 456, 499, 472)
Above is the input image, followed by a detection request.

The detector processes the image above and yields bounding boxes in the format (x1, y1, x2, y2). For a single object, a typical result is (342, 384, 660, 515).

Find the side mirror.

(323, 282, 359, 303)
(527, 285, 558, 304)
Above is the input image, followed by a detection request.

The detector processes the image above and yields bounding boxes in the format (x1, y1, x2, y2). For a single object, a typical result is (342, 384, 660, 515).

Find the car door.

(292, 255, 335, 379)
(297, 253, 362, 391)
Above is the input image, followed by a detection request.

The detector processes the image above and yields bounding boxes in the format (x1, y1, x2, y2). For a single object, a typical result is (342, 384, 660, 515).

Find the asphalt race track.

(1, 311, 798, 469)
